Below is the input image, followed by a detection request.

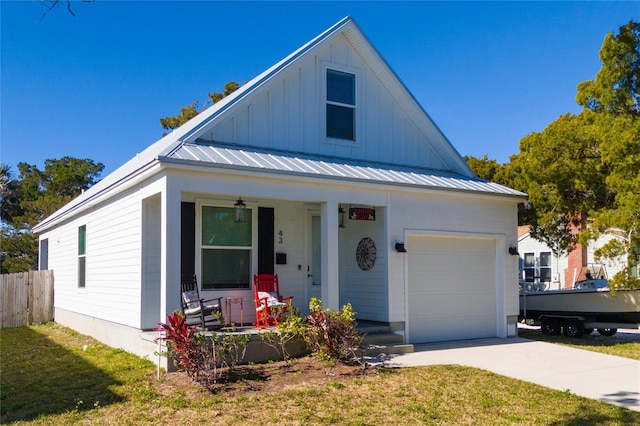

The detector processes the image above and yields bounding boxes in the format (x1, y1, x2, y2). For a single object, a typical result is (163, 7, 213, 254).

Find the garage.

(407, 235, 498, 343)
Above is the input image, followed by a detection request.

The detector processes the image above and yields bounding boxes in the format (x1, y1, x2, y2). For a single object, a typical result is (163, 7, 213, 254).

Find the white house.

(517, 225, 628, 290)
(33, 17, 526, 367)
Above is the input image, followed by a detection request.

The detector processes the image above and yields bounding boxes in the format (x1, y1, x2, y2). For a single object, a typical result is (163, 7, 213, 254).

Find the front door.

(305, 209, 322, 309)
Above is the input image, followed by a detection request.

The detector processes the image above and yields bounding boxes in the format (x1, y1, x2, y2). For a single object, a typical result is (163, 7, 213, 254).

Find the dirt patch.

(155, 356, 378, 397)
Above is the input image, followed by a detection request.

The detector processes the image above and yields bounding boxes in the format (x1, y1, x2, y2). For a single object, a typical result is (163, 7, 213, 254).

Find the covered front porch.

(139, 173, 397, 334)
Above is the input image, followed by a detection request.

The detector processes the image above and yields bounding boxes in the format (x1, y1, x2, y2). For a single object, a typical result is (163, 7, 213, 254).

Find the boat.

(519, 265, 640, 337)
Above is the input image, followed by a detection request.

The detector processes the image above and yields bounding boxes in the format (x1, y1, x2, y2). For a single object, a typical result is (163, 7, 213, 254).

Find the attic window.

(326, 69, 355, 141)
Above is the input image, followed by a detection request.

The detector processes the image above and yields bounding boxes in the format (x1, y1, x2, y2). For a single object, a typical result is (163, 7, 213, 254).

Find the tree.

(1, 157, 104, 273)
(576, 21, 640, 116)
(0, 164, 20, 224)
(160, 81, 241, 133)
(159, 102, 200, 134)
(463, 155, 503, 182)
(575, 21, 640, 289)
(514, 21, 639, 289)
(511, 111, 612, 257)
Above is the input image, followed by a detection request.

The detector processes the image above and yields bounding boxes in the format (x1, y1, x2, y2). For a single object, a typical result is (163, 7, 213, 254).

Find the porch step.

(361, 332, 404, 345)
(361, 342, 415, 357)
(358, 327, 414, 358)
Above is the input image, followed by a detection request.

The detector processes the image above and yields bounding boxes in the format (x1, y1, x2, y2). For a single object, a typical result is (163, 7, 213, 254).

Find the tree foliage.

(1, 157, 104, 273)
(510, 111, 613, 256)
(576, 20, 640, 116)
(160, 81, 241, 133)
(511, 21, 640, 288)
(463, 155, 504, 183)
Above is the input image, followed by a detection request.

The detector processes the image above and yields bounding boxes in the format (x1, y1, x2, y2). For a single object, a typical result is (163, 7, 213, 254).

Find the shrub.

(304, 298, 363, 365)
(259, 308, 307, 364)
(157, 312, 250, 387)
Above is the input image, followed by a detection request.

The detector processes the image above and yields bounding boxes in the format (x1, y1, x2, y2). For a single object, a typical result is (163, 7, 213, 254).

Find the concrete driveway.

(384, 333, 640, 412)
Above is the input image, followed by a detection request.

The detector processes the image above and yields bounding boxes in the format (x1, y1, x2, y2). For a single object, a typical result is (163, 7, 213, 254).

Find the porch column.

(320, 200, 340, 311)
(160, 176, 181, 323)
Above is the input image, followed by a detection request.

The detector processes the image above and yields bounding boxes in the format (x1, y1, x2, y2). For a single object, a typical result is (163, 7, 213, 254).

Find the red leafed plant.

(157, 312, 250, 388)
(157, 312, 213, 384)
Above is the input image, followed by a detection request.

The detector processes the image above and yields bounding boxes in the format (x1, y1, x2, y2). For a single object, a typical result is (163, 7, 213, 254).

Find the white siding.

(46, 188, 143, 328)
(339, 208, 388, 322)
(201, 34, 446, 171)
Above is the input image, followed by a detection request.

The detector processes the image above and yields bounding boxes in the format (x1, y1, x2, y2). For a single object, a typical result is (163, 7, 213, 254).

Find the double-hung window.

(200, 205, 252, 289)
(39, 238, 49, 271)
(539, 251, 552, 283)
(326, 69, 356, 141)
(523, 252, 535, 282)
(78, 225, 86, 288)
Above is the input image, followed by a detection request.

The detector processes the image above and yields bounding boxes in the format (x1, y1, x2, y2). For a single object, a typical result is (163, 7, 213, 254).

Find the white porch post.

(160, 176, 181, 323)
(320, 200, 340, 311)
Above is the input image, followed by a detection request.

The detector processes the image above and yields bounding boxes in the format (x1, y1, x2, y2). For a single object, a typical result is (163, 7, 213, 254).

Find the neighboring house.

(517, 225, 628, 290)
(33, 17, 525, 367)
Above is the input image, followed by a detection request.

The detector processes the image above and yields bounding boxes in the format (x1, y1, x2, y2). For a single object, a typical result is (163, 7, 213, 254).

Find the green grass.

(518, 328, 640, 360)
(2, 323, 639, 425)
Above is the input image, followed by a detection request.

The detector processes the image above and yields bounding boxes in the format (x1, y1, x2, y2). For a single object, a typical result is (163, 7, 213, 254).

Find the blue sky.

(2, 1, 638, 177)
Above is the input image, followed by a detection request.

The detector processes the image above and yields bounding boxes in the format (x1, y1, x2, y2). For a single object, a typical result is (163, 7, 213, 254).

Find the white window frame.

(78, 225, 86, 288)
(523, 252, 535, 282)
(322, 63, 362, 147)
(539, 251, 552, 283)
(195, 199, 258, 291)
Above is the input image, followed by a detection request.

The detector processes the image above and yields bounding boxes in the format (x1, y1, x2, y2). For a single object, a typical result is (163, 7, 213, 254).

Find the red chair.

(253, 274, 293, 329)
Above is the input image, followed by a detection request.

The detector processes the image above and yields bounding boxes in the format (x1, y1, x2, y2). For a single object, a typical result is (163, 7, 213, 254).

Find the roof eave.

(158, 156, 527, 201)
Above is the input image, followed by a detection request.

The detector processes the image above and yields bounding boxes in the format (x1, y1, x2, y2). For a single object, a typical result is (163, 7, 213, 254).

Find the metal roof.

(164, 142, 525, 198)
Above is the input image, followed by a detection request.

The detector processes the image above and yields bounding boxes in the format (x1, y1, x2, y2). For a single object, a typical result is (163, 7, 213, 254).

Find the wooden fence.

(0, 270, 54, 328)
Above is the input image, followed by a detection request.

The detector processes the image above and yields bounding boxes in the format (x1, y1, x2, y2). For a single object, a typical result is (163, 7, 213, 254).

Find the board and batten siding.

(386, 190, 520, 325)
(201, 34, 447, 171)
(42, 188, 144, 328)
(339, 208, 388, 322)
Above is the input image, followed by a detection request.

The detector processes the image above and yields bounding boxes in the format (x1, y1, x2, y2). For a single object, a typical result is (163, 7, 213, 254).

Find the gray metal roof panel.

(166, 142, 525, 197)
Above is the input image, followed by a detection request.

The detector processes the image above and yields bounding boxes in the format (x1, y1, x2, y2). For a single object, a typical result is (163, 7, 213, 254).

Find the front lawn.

(2, 323, 639, 425)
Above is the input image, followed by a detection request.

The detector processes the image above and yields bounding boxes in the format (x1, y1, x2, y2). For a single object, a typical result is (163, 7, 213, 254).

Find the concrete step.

(361, 342, 414, 357)
(355, 321, 413, 358)
(361, 332, 404, 345)
(360, 333, 413, 357)
(356, 320, 392, 334)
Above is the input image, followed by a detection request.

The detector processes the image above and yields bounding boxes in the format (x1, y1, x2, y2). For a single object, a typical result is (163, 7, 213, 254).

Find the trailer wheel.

(583, 328, 594, 335)
(597, 328, 617, 336)
(540, 318, 561, 336)
(563, 320, 583, 338)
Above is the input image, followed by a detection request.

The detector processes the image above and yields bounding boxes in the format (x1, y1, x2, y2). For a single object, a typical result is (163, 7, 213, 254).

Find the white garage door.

(407, 236, 497, 343)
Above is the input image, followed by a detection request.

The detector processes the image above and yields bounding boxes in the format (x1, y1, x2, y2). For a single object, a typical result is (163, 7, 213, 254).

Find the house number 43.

(278, 230, 283, 244)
